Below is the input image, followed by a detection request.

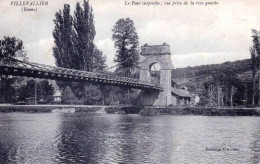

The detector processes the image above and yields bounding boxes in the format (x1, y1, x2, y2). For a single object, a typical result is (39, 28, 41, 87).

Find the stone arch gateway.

(138, 43, 173, 106)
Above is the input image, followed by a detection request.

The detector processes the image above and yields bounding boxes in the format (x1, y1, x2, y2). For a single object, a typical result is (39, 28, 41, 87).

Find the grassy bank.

(1, 105, 260, 116)
(0, 105, 127, 113)
(139, 106, 260, 116)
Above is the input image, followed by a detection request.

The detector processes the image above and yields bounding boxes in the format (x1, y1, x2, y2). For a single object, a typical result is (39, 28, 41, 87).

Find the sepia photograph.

(0, 0, 260, 163)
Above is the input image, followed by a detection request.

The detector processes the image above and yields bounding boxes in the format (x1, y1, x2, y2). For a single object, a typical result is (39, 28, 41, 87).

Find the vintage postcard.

(0, 0, 260, 163)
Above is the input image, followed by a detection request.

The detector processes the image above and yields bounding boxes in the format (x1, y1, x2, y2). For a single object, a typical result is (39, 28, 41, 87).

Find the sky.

(0, 0, 260, 68)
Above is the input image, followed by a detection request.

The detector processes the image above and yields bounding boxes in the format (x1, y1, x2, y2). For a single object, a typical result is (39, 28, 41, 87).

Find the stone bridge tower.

(138, 43, 173, 106)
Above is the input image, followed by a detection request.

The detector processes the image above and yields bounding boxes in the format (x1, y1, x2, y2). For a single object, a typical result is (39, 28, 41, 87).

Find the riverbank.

(0, 105, 260, 116)
(0, 104, 130, 113)
(139, 106, 260, 116)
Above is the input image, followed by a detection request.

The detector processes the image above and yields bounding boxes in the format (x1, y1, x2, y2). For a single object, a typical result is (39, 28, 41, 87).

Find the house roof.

(53, 90, 61, 97)
(171, 88, 192, 98)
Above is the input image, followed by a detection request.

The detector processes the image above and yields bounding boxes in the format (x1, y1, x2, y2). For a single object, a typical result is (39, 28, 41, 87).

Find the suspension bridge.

(0, 44, 176, 106)
(0, 55, 162, 90)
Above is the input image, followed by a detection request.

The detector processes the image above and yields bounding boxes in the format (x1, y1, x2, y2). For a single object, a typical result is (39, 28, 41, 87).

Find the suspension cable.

(104, 53, 149, 72)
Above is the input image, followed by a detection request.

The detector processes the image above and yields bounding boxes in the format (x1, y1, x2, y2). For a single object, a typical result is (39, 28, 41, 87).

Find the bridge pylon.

(138, 43, 173, 106)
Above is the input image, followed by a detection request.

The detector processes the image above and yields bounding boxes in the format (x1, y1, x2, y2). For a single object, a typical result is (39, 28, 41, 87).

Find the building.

(51, 81, 62, 104)
(25, 97, 36, 105)
(171, 87, 192, 106)
(52, 90, 61, 103)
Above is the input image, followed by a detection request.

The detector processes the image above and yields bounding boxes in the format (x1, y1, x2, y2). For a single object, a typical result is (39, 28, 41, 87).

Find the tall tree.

(72, 0, 106, 104)
(110, 18, 140, 105)
(250, 46, 258, 105)
(112, 18, 139, 73)
(203, 69, 243, 107)
(52, 2, 106, 104)
(250, 29, 260, 105)
(230, 86, 237, 108)
(0, 36, 26, 103)
(73, 0, 96, 71)
(204, 83, 215, 106)
(53, 4, 76, 96)
(53, 4, 75, 69)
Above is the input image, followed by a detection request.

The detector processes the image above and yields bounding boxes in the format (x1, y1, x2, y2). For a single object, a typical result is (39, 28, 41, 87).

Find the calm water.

(0, 113, 259, 164)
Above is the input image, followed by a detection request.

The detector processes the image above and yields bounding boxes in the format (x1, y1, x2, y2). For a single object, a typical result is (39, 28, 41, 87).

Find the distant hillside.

(172, 58, 251, 82)
(171, 58, 253, 94)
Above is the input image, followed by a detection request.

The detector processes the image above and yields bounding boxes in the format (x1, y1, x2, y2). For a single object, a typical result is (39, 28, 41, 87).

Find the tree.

(110, 18, 140, 105)
(37, 80, 55, 103)
(0, 36, 26, 59)
(52, 2, 106, 104)
(53, 4, 76, 96)
(73, 0, 96, 72)
(230, 86, 237, 108)
(251, 29, 260, 61)
(250, 29, 260, 105)
(93, 47, 107, 71)
(204, 83, 215, 106)
(202, 69, 243, 107)
(250, 46, 258, 105)
(53, 4, 75, 69)
(84, 84, 102, 105)
(17, 80, 35, 102)
(0, 36, 26, 103)
(17, 80, 55, 104)
(61, 86, 79, 104)
(72, 0, 106, 103)
(112, 18, 139, 73)
(92, 48, 108, 105)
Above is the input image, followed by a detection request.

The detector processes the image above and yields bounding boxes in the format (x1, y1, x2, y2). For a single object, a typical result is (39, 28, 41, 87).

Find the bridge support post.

(138, 43, 173, 106)
(156, 68, 172, 106)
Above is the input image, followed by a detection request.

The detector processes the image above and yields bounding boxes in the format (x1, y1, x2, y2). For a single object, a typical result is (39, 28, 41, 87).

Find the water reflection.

(0, 113, 260, 163)
(0, 113, 61, 163)
(250, 121, 260, 164)
(0, 114, 17, 164)
(56, 114, 115, 163)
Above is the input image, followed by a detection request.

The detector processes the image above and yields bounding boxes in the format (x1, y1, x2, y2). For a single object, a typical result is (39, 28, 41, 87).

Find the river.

(0, 113, 259, 163)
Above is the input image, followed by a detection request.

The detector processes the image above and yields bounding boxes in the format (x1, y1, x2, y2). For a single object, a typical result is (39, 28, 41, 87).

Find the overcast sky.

(0, 0, 260, 68)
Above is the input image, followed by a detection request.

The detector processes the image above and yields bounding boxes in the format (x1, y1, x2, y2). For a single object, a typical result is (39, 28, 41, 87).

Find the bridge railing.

(0, 57, 163, 90)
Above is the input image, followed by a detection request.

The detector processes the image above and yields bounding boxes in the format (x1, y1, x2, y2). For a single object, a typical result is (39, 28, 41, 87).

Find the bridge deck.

(0, 58, 162, 90)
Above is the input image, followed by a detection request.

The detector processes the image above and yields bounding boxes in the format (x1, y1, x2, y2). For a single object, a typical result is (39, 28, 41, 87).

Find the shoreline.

(0, 104, 129, 113)
(139, 106, 260, 116)
(0, 105, 260, 116)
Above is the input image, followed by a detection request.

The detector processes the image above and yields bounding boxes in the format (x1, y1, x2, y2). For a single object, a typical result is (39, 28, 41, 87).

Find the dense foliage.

(172, 55, 259, 107)
(112, 18, 139, 72)
(52, 0, 107, 104)
(17, 80, 55, 104)
(73, 1, 96, 71)
(110, 18, 140, 104)
(172, 59, 251, 79)
(0, 36, 26, 103)
(0, 36, 26, 59)
(250, 29, 260, 105)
